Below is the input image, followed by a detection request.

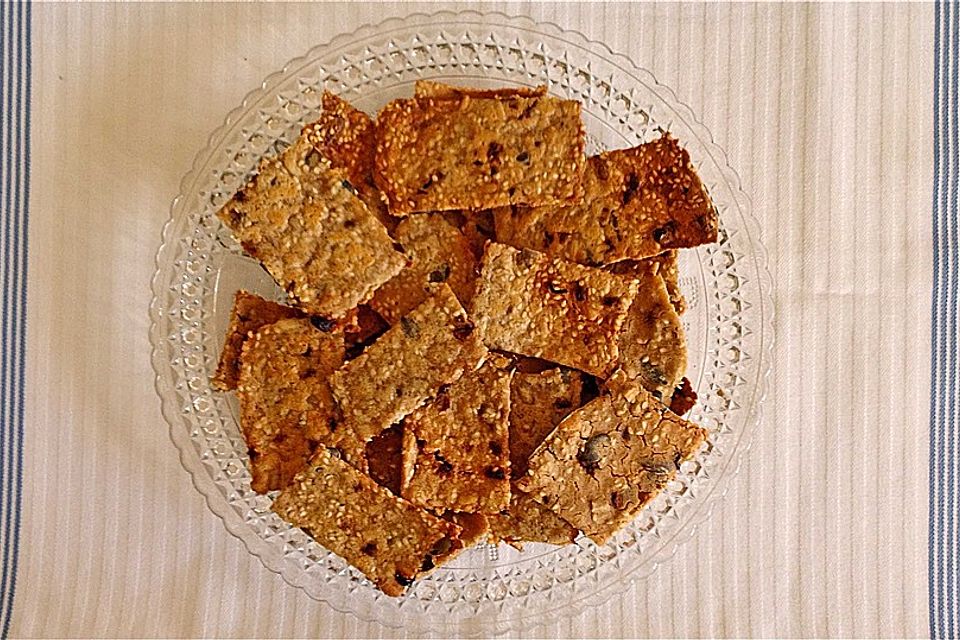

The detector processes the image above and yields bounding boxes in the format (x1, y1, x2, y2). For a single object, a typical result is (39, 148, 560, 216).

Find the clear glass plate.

(149, 10, 772, 635)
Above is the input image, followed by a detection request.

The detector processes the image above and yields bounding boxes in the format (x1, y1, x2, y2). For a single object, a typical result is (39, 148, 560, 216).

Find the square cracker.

(236, 318, 347, 492)
(509, 368, 583, 479)
(369, 214, 478, 325)
(516, 376, 708, 545)
(492, 135, 717, 265)
(330, 284, 488, 446)
(400, 356, 513, 514)
(272, 447, 462, 597)
(606, 260, 687, 401)
(212, 290, 303, 391)
(217, 126, 405, 319)
(374, 93, 585, 216)
(471, 243, 637, 377)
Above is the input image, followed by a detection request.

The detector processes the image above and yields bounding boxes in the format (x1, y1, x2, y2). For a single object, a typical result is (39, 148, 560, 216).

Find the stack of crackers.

(211, 82, 718, 596)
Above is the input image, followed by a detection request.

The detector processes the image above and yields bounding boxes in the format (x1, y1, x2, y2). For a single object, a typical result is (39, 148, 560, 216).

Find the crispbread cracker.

(212, 291, 303, 391)
(272, 447, 462, 597)
(305, 91, 377, 191)
(330, 284, 488, 446)
(369, 214, 478, 325)
(374, 94, 585, 215)
(517, 376, 707, 544)
(607, 260, 687, 400)
(401, 357, 513, 514)
(649, 250, 686, 315)
(236, 318, 347, 492)
(304, 91, 394, 230)
(217, 124, 405, 318)
(509, 368, 583, 479)
(486, 490, 578, 548)
(471, 243, 637, 377)
(487, 367, 582, 547)
(492, 135, 717, 264)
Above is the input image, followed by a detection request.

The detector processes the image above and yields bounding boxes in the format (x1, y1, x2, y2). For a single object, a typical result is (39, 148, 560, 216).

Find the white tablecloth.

(2, 2, 942, 637)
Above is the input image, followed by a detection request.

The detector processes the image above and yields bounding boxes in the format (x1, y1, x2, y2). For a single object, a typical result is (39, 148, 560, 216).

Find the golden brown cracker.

(236, 318, 346, 492)
(369, 214, 478, 325)
(212, 290, 303, 391)
(517, 378, 707, 545)
(401, 357, 513, 514)
(471, 243, 637, 377)
(374, 94, 585, 215)
(492, 135, 717, 265)
(272, 448, 462, 597)
(330, 284, 488, 446)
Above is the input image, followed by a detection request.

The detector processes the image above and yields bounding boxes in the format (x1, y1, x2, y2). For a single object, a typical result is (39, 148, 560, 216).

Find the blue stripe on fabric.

(0, 0, 13, 634)
(0, 1, 29, 638)
(9, 2, 30, 635)
(947, 1, 958, 635)
(948, 3, 959, 637)
(932, 2, 960, 638)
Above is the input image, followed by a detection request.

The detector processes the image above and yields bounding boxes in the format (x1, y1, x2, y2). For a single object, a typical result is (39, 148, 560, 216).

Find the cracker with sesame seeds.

(400, 356, 513, 514)
(330, 284, 488, 446)
(606, 260, 687, 401)
(486, 490, 578, 549)
(485, 367, 583, 548)
(302, 91, 395, 230)
(304, 91, 377, 191)
(492, 135, 718, 265)
(374, 93, 585, 216)
(509, 368, 583, 479)
(236, 318, 348, 493)
(212, 290, 304, 391)
(217, 129, 405, 319)
(650, 250, 686, 315)
(471, 243, 637, 378)
(516, 375, 707, 545)
(415, 79, 548, 100)
(369, 214, 478, 325)
(272, 447, 463, 597)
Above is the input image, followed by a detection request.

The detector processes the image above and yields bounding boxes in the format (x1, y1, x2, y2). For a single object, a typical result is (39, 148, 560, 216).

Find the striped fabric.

(931, 2, 960, 639)
(0, 3, 941, 637)
(0, 1, 31, 638)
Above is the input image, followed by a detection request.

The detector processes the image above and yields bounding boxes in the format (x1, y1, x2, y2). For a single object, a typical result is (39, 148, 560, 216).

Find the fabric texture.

(4, 2, 938, 638)
(0, 1, 31, 638)
(930, 2, 959, 639)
